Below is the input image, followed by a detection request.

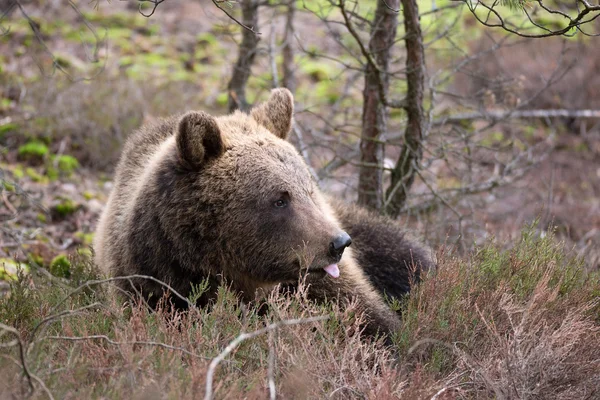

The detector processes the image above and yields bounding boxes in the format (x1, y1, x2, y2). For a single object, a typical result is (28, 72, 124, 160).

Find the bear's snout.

(329, 231, 352, 261)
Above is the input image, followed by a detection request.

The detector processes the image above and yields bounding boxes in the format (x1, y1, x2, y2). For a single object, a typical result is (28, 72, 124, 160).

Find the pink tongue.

(323, 264, 340, 278)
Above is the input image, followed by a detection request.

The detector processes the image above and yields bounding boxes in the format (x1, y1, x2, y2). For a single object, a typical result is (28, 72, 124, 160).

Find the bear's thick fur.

(332, 201, 430, 301)
(94, 88, 431, 337)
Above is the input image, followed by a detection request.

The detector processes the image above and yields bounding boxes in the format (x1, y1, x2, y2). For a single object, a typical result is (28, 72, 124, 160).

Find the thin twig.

(1, 191, 17, 216)
(14, 0, 106, 81)
(434, 108, 600, 126)
(292, 124, 319, 182)
(0, 322, 34, 395)
(267, 330, 276, 400)
(27, 302, 103, 355)
(213, 0, 261, 35)
(204, 315, 329, 400)
(408, 338, 506, 400)
(458, 0, 600, 38)
(137, 0, 165, 17)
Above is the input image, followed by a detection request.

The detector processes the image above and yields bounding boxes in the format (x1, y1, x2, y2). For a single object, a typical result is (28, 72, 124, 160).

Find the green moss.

(0, 99, 13, 112)
(480, 131, 513, 148)
(76, 247, 93, 258)
(171, 70, 194, 82)
(56, 155, 80, 175)
(0, 258, 29, 281)
(84, 10, 148, 30)
(216, 92, 228, 107)
(197, 32, 217, 47)
(49, 254, 71, 278)
(299, 60, 336, 82)
(136, 53, 178, 72)
(315, 81, 340, 104)
(46, 166, 59, 181)
(29, 253, 44, 267)
(36, 213, 47, 223)
(83, 191, 95, 200)
(2, 181, 15, 192)
(25, 167, 47, 183)
(118, 55, 134, 67)
(74, 232, 94, 246)
(18, 141, 49, 160)
(11, 166, 24, 179)
(54, 54, 72, 69)
(53, 198, 79, 217)
(143, 24, 160, 36)
(107, 27, 133, 42)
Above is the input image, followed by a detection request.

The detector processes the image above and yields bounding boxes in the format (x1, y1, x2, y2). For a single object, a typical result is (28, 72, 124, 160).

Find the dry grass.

(395, 226, 600, 399)
(0, 227, 598, 399)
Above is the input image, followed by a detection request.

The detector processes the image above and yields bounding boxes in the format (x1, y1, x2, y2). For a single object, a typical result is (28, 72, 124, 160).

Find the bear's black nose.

(329, 231, 352, 260)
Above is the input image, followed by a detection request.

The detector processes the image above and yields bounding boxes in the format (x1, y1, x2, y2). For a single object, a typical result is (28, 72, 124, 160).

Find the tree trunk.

(385, 0, 425, 217)
(281, 0, 296, 94)
(357, 0, 399, 211)
(227, 0, 260, 113)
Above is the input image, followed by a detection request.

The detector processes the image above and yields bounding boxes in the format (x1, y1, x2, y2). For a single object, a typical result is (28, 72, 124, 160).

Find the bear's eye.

(274, 199, 288, 208)
(273, 192, 290, 209)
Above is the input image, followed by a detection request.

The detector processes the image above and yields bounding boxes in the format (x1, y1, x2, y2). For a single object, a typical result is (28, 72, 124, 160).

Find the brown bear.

(94, 88, 431, 338)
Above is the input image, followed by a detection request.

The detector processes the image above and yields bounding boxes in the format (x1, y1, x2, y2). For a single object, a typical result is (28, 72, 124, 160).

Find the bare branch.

(382, 0, 400, 13)
(292, 124, 319, 182)
(0, 322, 34, 394)
(408, 337, 506, 400)
(204, 315, 329, 400)
(267, 330, 276, 400)
(457, 0, 600, 38)
(213, 0, 261, 35)
(434, 109, 600, 125)
(27, 303, 103, 355)
(0, 0, 16, 35)
(9, 0, 106, 81)
(337, 0, 387, 107)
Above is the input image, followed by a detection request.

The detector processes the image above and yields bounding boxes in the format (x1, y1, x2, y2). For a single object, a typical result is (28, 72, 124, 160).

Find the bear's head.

(160, 89, 352, 289)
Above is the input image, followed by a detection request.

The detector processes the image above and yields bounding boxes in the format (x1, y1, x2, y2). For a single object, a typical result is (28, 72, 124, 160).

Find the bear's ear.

(250, 88, 294, 140)
(176, 111, 224, 168)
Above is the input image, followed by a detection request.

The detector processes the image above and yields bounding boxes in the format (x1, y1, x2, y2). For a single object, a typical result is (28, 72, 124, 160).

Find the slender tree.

(354, 0, 400, 210)
(227, 0, 260, 113)
(385, 0, 425, 217)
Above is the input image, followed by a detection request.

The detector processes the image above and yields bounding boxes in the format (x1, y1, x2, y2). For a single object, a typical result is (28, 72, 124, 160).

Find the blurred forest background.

(1, 0, 598, 272)
(0, 1, 599, 398)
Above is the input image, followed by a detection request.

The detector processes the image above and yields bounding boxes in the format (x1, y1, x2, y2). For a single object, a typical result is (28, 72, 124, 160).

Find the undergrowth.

(395, 225, 600, 399)
(0, 227, 598, 399)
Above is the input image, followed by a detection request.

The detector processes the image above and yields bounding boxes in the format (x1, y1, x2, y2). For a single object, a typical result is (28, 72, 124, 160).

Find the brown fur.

(332, 201, 433, 300)
(95, 88, 430, 338)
